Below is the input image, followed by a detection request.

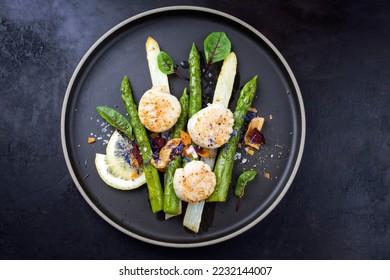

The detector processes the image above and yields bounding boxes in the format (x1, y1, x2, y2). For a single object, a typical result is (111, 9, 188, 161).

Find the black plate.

(61, 6, 305, 247)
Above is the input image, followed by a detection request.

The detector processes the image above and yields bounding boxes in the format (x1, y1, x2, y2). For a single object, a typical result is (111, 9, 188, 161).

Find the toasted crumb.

(269, 114, 273, 120)
(263, 172, 270, 179)
(245, 147, 255, 155)
(88, 137, 96, 144)
(248, 107, 258, 112)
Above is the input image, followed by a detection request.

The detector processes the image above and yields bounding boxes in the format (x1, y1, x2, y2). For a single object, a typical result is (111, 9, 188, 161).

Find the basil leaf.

(157, 51, 174, 75)
(204, 32, 231, 65)
(96, 106, 134, 140)
(234, 170, 257, 198)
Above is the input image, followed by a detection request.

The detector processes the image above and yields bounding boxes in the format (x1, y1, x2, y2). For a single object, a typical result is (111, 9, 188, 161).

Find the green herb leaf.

(157, 51, 175, 75)
(234, 170, 257, 198)
(96, 106, 134, 140)
(204, 32, 231, 65)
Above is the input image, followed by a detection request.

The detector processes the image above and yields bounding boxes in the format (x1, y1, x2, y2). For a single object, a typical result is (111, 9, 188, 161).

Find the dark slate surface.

(1, 0, 389, 259)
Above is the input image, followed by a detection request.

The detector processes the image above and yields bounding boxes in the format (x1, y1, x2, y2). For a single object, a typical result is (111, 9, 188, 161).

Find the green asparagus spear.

(188, 43, 202, 119)
(121, 76, 164, 213)
(163, 88, 189, 215)
(172, 89, 189, 139)
(182, 44, 208, 231)
(207, 75, 258, 202)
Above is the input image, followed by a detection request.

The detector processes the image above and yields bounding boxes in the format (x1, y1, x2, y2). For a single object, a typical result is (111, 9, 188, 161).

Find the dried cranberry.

(153, 137, 166, 150)
(193, 145, 202, 154)
(248, 128, 266, 145)
(131, 142, 143, 166)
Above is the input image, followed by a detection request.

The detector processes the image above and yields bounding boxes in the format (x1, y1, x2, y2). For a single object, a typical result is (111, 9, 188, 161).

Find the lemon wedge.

(106, 130, 128, 156)
(95, 130, 146, 190)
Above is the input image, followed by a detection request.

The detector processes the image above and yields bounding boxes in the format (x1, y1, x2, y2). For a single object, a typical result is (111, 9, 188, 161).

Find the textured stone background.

(1, 0, 389, 259)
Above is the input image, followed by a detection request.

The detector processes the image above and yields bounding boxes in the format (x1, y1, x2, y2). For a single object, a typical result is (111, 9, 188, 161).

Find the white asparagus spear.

(213, 52, 237, 107)
(146, 37, 170, 92)
(183, 52, 237, 233)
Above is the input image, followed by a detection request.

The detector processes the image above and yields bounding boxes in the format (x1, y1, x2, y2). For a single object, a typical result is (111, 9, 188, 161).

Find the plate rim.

(61, 5, 306, 248)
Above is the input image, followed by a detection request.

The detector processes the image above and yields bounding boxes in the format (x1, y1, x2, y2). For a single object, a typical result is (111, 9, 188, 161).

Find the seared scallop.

(173, 161, 216, 203)
(138, 86, 181, 133)
(187, 103, 234, 149)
